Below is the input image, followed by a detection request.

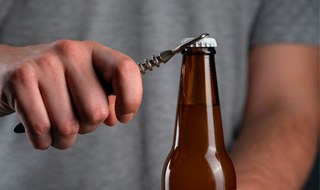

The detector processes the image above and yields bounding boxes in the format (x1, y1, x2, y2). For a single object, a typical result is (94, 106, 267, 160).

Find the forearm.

(231, 109, 318, 189)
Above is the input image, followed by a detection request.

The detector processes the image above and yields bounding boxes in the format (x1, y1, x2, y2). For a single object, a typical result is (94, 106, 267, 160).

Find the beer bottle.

(162, 37, 236, 190)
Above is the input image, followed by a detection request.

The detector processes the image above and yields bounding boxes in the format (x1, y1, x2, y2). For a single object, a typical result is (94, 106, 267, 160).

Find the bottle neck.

(179, 47, 219, 106)
(173, 47, 226, 154)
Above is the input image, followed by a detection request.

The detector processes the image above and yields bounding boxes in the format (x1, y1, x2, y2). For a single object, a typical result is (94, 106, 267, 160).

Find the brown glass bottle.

(162, 38, 236, 190)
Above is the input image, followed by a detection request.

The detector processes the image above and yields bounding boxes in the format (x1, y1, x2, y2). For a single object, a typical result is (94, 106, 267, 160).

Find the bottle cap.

(181, 37, 217, 48)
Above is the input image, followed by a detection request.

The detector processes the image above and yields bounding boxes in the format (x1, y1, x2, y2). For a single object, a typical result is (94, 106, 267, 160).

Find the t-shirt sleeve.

(0, 1, 15, 27)
(250, 0, 319, 46)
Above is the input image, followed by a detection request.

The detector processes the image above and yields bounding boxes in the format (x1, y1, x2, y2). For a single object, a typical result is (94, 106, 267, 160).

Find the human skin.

(231, 44, 318, 189)
(0, 40, 143, 150)
(0, 41, 317, 189)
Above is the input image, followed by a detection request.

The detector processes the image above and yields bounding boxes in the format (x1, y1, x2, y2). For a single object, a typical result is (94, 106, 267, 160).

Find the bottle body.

(162, 47, 236, 190)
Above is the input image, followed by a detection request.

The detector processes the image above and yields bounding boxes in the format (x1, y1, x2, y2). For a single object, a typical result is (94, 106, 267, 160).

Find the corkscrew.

(13, 33, 209, 133)
(138, 33, 209, 74)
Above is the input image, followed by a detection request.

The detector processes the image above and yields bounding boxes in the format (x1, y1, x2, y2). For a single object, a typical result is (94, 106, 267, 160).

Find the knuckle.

(53, 39, 80, 57)
(28, 122, 51, 150)
(86, 105, 108, 126)
(9, 62, 37, 84)
(35, 53, 61, 73)
(31, 122, 50, 137)
(115, 56, 138, 75)
(56, 120, 79, 138)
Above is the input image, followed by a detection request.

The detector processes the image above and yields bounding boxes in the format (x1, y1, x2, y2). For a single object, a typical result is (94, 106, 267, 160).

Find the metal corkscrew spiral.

(13, 33, 209, 133)
(138, 33, 209, 74)
(138, 55, 162, 74)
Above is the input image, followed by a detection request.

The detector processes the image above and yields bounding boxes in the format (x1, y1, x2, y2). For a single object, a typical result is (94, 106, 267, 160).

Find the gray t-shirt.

(0, 0, 318, 189)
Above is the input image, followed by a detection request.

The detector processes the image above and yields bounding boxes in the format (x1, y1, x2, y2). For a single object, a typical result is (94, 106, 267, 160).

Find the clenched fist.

(0, 40, 143, 149)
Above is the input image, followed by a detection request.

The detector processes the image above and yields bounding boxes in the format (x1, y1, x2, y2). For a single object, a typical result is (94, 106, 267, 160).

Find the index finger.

(89, 41, 143, 123)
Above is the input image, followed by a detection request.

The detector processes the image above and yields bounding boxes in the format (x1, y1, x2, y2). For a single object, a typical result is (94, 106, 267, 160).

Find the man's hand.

(0, 40, 143, 150)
